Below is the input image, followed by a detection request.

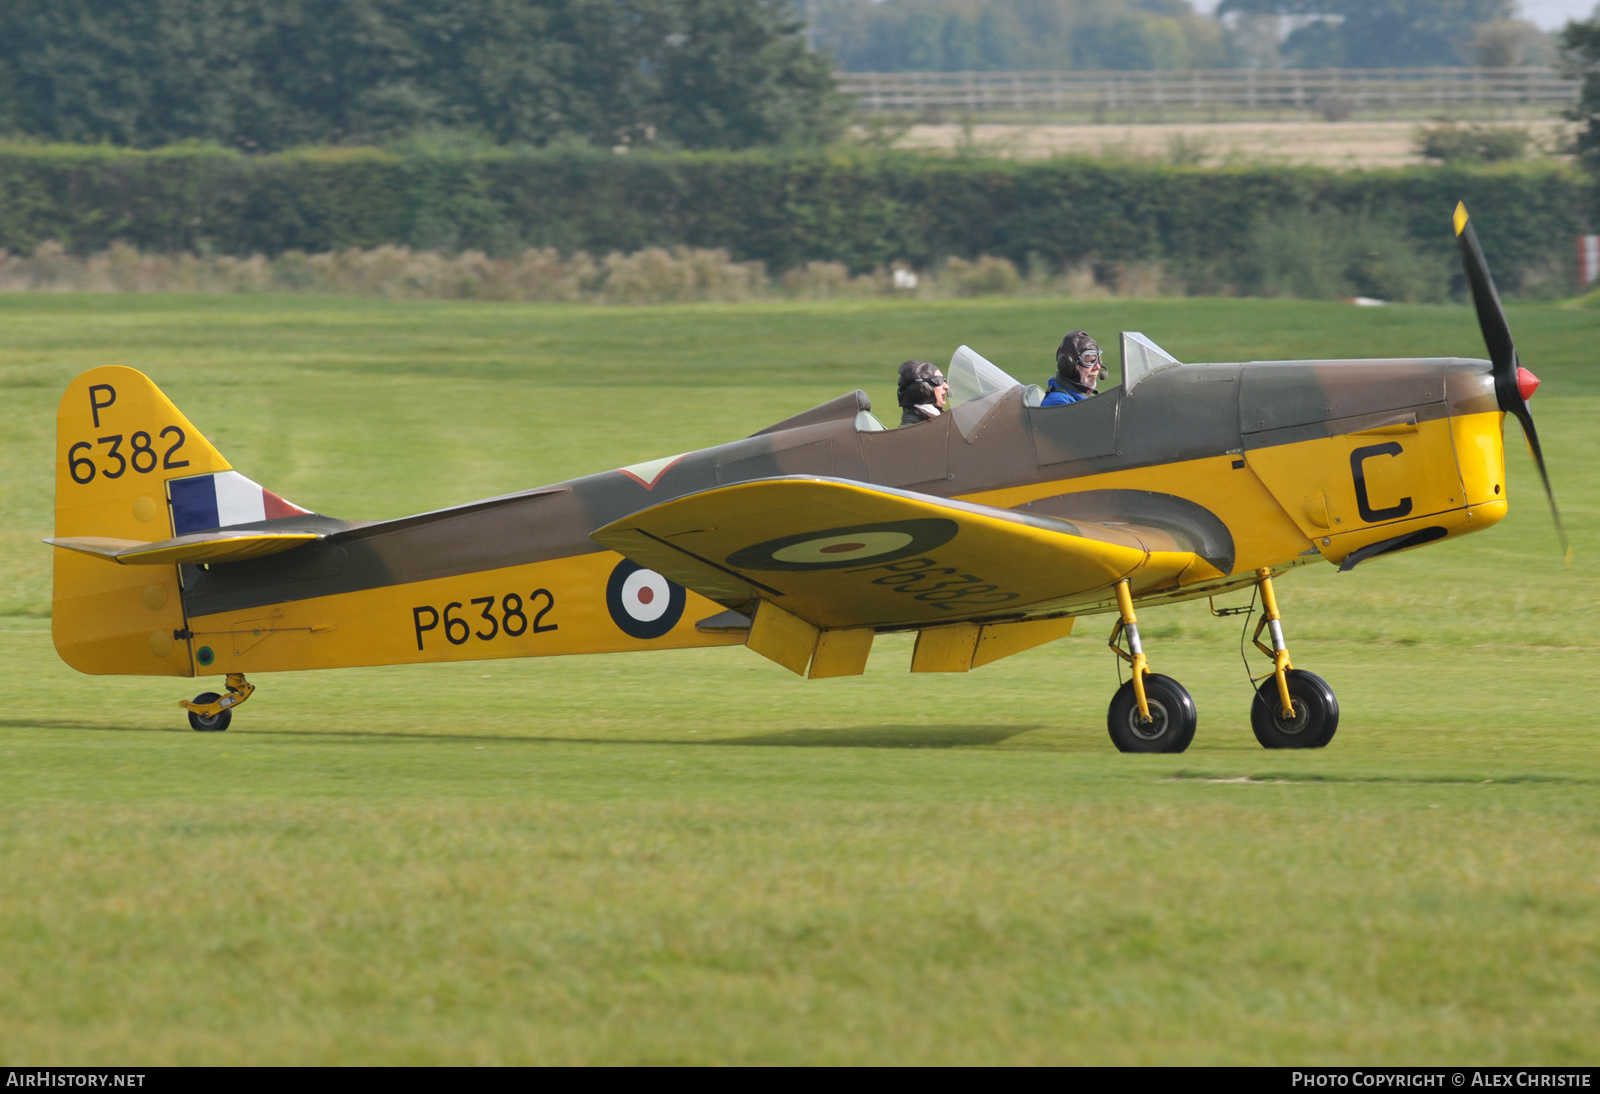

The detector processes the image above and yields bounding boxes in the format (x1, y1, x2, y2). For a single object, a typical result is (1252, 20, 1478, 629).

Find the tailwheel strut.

(180, 673, 255, 733)
(1106, 579, 1196, 754)
(1248, 568, 1339, 749)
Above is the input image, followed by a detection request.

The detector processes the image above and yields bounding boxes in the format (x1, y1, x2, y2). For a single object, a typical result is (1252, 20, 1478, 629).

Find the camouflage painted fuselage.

(158, 354, 1506, 678)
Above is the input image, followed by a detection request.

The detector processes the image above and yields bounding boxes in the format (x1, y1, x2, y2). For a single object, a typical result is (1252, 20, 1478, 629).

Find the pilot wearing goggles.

(897, 360, 949, 427)
(1041, 330, 1103, 406)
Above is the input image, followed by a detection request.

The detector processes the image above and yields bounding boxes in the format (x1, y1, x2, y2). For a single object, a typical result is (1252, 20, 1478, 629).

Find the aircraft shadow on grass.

(276, 722, 1043, 751)
(0, 717, 193, 734)
(12, 718, 1040, 750)
(718, 723, 1040, 749)
(16, 721, 1596, 782)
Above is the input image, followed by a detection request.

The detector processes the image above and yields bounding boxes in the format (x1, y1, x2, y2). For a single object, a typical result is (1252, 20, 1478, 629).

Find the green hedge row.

(0, 142, 1590, 290)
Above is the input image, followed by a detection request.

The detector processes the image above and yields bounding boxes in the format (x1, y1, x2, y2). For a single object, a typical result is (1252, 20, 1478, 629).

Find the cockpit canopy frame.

(940, 332, 1183, 437)
(1120, 331, 1182, 392)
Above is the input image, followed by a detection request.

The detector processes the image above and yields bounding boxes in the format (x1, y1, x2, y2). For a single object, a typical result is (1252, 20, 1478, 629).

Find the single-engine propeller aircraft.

(45, 205, 1564, 752)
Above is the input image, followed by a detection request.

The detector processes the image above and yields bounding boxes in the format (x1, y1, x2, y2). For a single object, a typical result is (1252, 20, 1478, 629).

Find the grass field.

(1, 294, 1597, 1064)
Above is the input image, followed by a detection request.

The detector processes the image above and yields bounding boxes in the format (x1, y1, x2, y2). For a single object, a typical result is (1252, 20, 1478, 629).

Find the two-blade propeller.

(1453, 201, 1569, 558)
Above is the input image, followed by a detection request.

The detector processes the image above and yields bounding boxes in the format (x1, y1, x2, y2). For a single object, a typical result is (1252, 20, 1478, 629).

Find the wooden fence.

(836, 67, 1581, 115)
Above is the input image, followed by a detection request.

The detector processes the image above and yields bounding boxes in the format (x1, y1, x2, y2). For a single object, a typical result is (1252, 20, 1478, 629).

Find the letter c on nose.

(1350, 442, 1414, 523)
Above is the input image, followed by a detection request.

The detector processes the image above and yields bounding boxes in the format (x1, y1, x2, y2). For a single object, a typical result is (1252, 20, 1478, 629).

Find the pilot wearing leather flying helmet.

(896, 360, 949, 426)
(1040, 330, 1103, 406)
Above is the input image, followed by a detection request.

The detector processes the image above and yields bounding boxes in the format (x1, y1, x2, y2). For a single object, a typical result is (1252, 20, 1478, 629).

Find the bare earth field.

(0, 294, 1596, 1064)
(885, 119, 1579, 168)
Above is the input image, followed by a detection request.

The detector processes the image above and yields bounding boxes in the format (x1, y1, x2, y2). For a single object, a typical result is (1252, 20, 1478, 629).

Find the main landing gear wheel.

(1108, 674, 1197, 754)
(187, 692, 231, 733)
(1250, 669, 1338, 749)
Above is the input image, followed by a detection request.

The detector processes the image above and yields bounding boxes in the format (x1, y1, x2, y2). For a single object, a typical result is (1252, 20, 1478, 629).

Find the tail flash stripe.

(168, 472, 311, 535)
(263, 490, 309, 520)
(169, 476, 220, 535)
(214, 471, 268, 527)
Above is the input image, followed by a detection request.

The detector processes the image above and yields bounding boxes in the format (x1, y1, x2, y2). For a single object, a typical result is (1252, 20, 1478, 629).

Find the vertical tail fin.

(51, 366, 281, 675)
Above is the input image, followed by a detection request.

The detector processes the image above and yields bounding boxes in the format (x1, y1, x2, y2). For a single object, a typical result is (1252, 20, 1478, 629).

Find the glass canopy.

(1120, 331, 1181, 391)
(937, 333, 1182, 437)
(946, 345, 1025, 438)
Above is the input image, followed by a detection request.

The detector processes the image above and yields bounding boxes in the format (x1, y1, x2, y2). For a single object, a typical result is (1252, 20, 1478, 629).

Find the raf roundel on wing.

(726, 519, 959, 572)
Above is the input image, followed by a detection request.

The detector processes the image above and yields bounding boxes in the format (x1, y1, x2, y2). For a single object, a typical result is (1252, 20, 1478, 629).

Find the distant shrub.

(0, 241, 1091, 302)
(780, 260, 857, 298)
(1473, 20, 1555, 68)
(937, 255, 1022, 296)
(1238, 210, 1450, 303)
(0, 231, 1545, 305)
(1315, 94, 1355, 123)
(1165, 133, 1211, 167)
(598, 247, 768, 304)
(1416, 123, 1532, 164)
(0, 242, 765, 304)
(1107, 262, 1173, 298)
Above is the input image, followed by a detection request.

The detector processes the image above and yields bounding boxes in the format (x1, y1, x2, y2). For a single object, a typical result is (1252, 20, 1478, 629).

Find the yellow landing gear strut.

(1109, 579, 1152, 721)
(1246, 569, 1341, 750)
(1105, 579, 1196, 754)
(179, 673, 254, 732)
(1252, 567, 1295, 720)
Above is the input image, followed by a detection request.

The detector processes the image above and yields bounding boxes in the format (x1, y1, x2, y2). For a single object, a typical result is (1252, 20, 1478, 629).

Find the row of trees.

(814, 0, 1549, 74)
(813, 0, 1227, 74)
(0, 0, 842, 151)
(1218, 0, 1544, 70)
(0, 0, 1596, 153)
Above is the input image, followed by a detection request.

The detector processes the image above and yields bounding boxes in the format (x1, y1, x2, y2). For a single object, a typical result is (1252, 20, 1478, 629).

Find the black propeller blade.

(1453, 201, 1569, 559)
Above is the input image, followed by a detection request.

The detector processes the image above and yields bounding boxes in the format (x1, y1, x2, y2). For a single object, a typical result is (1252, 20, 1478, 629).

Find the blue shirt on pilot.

(1040, 378, 1091, 407)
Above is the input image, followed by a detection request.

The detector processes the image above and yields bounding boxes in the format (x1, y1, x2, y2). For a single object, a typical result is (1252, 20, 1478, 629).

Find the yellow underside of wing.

(593, 476, 1199, 630)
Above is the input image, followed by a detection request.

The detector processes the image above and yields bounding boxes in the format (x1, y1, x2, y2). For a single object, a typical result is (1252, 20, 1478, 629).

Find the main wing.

(592, 476, 1219, 630)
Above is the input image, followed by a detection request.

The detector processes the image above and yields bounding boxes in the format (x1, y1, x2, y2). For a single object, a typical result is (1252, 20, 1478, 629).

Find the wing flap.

(592, 476, 1200, 629)
(46, 531, 322, 565)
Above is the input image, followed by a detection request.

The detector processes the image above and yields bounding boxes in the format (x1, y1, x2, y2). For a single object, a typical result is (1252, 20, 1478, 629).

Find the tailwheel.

(1250, 669, 1339, 750)
(180, 673, 253, 732)
(1108, 673, 1197, 754)
(187, 692, 231, 733)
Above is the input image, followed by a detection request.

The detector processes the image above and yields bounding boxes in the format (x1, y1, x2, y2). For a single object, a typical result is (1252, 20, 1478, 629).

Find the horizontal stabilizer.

(46, 531, 321, 566)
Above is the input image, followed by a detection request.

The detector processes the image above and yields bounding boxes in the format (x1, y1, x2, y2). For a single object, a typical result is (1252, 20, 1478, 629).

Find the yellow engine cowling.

(1244, 408, 1506, 569)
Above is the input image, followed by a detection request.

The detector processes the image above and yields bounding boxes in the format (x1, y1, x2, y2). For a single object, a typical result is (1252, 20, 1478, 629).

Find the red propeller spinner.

(1516, 366, 1539, 402)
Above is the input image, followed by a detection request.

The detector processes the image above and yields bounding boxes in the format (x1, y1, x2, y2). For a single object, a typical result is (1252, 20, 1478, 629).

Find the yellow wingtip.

(1453, 202, 1469, 237)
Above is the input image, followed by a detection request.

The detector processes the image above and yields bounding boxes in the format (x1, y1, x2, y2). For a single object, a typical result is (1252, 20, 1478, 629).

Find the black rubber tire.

(188, 692, 231, 733)
(1250, 669, 1338, 749)
(1107, 673, 1197, 754)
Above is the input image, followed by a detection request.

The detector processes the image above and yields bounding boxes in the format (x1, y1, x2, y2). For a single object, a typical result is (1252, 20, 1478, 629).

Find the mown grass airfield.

(1, 293, 1597, 1064)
